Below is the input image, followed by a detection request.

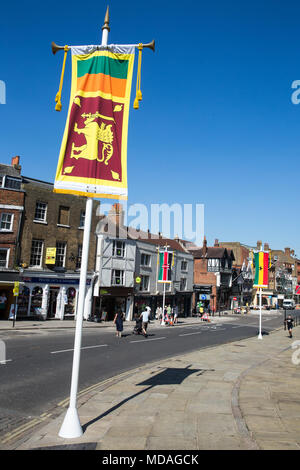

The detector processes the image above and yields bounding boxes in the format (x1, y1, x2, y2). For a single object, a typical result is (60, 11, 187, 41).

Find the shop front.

(18, 274, 92, 320)
(93, 287, 134, 321)
(0, 272, 22, 320)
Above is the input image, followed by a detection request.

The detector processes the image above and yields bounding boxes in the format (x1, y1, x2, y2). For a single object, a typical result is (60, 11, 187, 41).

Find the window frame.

(0, 248, 10, 268)
(55, 242, 67, 268)
(0, 212, 14, 231)
(111, 269, 124, 286)
(112, 240, 126, 258)
(29, 239, 44, 268)
(34, 201, 48, 223)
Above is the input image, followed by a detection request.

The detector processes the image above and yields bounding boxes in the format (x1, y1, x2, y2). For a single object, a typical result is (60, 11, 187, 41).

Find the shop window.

(112, 269, 124, 286)
(56, 242, 67, 267)
(30, 239, 44, 267)
(58, 206, 70, 226)
(112, 240, 125, 257)
(0, 213, 14, 231)
(0, 248, 10, 268)
(64, 287, 76, 316)
(141, 254, 151, 266)
(34, 201, 47, 222)
(17, 286, 30, 316)
(30, 286, 43, 315)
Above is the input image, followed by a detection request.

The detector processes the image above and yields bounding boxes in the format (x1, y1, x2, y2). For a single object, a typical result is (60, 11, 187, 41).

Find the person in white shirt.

(140, 308, 150, 337)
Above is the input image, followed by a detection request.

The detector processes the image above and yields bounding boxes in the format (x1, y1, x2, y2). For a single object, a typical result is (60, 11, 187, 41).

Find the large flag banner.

(54, 44, 135, 199)
(158, 251, 173, 283)
(253, 251, 269, 288)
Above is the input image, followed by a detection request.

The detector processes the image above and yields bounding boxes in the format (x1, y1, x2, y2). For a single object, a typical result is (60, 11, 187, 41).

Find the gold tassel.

(55, 45, 69, 112)
(133, 43, 143, 109)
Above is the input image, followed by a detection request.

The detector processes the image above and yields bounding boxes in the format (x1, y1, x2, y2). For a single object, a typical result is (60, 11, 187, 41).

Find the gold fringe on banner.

(133, 43, 143, 109)
(55, 45, 69, 111)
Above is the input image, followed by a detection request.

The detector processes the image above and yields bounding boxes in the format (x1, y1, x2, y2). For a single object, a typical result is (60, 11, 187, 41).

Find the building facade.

(17, 172, 99, 320)
(0, 157, 24, 319)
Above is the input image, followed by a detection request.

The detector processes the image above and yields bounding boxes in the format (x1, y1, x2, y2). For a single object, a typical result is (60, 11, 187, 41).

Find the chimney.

(214, 238, 219, 247)
(158, 232, 162, 239)
(108, 203, 124, 227)
(11, 156, 21, 174)
(284, 247, 291, 256)
(264, 242, 270, 251)
(203, 236, 207, 256)
(257, 240, 262, 250)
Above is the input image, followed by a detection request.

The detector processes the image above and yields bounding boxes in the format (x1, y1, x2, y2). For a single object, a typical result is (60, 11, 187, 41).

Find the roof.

(0, 163, 21, 178)
(189, 246, 235, 260)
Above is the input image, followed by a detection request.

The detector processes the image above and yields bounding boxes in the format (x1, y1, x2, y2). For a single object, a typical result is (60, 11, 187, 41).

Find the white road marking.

(51, 344, 108, 354)
(130, 337, 166, 344)
(0, 359, 12, 364)
(179, 332, 202, 337)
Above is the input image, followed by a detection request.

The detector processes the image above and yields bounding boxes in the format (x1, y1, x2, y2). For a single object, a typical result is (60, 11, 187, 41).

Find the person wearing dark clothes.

(285, 315, 294, 338)
(114, 310, 124, 338)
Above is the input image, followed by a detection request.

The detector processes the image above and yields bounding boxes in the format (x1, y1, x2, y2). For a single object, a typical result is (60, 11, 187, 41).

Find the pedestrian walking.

(140, 307, 150, 337)
(173, 305, 178, 324)
(114, 310, 124, 338)
(285, 314, 294, 338)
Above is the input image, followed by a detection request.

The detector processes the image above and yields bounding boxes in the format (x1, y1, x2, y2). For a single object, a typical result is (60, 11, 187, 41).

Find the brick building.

(0, 157, 24, 319)
(189, 237, 235, 312)
(17, 173, 100, 319)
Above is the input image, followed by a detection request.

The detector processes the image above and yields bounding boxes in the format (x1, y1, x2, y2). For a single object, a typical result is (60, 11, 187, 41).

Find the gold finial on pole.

(102, 5, 110, 32)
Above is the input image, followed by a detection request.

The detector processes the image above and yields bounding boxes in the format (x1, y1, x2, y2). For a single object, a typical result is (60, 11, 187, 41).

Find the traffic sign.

(201, 294, 207, 300)
(296, 285, 300, 295)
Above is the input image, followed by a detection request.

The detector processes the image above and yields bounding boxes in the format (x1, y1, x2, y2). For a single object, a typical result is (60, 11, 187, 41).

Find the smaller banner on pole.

(253, 251, 269, 288)
(158, 251, 173, 283)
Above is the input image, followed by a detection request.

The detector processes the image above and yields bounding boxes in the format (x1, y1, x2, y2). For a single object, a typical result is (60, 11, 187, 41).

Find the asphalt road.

(0, 309, 298, 440)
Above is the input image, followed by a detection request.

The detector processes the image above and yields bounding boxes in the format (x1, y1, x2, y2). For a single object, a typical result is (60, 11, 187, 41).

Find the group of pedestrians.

(155, 304, 178, 325)
(113, 306, 151, 338)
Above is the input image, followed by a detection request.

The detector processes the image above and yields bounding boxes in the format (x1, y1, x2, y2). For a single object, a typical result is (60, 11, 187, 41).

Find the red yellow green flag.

(54, 44, 135, 199)
(253, 251, 269, 288)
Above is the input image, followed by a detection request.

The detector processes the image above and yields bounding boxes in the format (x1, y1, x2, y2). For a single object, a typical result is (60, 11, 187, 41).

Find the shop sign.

(135, 277, 141, 284)
(23, 277, 91, 285)
(46, 247, 56, 265)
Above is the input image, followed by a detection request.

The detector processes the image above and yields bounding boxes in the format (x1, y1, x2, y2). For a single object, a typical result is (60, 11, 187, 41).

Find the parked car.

(282, 299, 295, 310)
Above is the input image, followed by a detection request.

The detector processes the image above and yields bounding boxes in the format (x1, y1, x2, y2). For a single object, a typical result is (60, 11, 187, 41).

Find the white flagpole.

(258, 287, 263, 339)
(58, 8, 109, 439)
(161, 281, 166, 326)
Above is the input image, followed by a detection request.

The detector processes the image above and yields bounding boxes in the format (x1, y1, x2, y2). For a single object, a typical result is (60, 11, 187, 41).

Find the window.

(58, 206, 70, 226)
(0, 248, 9, 268)
(208, 259, 220, 272)
(180, 278, 187, 291)
(139, 275, 150, 291)
(111, 269, 124, 286)
(141, 253, 151, 266)
(56, 242, 67, 267)
(181, 260, 188, 271)
(30, 239, 44, 267)
(76, 244, 82, 269)
(112, 240, 125, 257)
(79, 210, 85, 228)
(4, 176, 21, 190)
(0, 213, 13, 231)
(34, 201, 47, 222)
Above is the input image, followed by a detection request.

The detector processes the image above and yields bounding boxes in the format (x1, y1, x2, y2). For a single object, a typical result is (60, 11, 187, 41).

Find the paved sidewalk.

(2, 321, 299, 451)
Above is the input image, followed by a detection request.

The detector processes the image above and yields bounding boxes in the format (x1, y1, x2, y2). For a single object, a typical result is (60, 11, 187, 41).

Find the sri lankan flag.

(253, 251, 269, 288)
(158, 251, 173, 283)
(54, 45, 135, 199)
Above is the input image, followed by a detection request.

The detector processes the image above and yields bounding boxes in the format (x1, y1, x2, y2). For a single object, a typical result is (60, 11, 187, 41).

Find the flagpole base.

(258, 334, 263, 340)
(58, 406, 83, 439)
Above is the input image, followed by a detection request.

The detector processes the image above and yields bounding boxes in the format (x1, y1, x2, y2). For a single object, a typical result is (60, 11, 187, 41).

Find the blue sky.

(1, 0, 300, 255)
